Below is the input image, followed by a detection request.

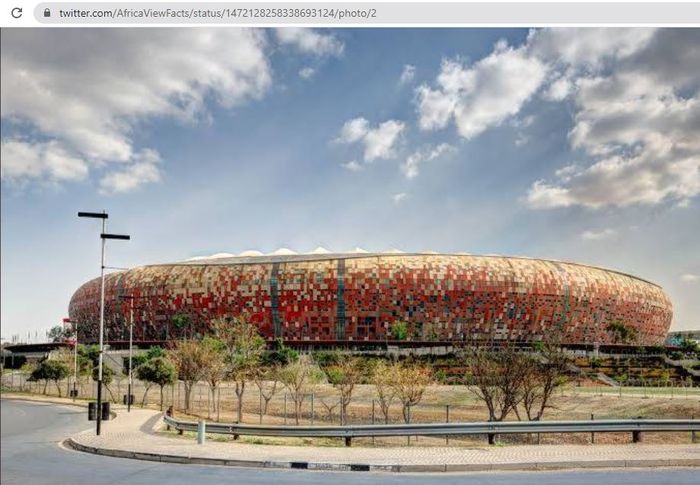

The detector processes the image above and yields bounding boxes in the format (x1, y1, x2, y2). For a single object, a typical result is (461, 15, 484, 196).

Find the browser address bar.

(33, 2, 700, 25)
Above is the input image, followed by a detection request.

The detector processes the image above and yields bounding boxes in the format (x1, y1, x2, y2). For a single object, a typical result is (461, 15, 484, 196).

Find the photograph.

(1, 3, 699, 484)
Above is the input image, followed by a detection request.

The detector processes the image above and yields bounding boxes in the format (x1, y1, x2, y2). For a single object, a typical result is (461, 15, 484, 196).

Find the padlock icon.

(44, 8, 51, 17)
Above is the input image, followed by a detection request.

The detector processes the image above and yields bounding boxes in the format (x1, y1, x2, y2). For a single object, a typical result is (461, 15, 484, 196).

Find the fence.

(163, 414, 700, 447)
(3, 370, 699, 442)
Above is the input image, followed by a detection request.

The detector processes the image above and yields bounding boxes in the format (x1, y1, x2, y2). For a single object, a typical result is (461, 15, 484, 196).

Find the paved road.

(1, 399, 698, 485)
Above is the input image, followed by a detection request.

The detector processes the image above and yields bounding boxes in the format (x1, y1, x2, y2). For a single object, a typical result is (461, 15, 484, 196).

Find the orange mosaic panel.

(68, 254, 673, 345)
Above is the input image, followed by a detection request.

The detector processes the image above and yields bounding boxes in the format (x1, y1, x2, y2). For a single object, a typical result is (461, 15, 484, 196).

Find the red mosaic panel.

(68, 255, 673, 345)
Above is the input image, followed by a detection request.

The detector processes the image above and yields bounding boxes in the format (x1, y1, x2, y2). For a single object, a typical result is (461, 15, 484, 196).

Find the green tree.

(263, 338, 299, 366)
(135, 357, 177, 410)
(126, 346, 165, 375)
(47, 325, 66, 343)
(201, 337, 228, 419)
(31, 360, 70, 396)
(278, 356, 324, 425)
(390, 320, 408, 340)
(92, 364, 117, 402)
(169, 339, 208, 412)
(606, 320, 637, 344)
(172, 314, 192, 338)
(326, 357, 362, 425)
(78, 344, 100, 367)
(679, 338, 700, 356)
(213, 317, 266, 423)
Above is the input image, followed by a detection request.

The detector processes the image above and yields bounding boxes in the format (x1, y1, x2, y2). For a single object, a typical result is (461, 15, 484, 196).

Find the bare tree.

(278, 355, 323, 425)
(326, 356, 362, 425)
(372, 360, 397, 424)
(462, 344, 531, 422)
(389, 363, 432, 423)
(317, 389, 340, 423)
(520, 342, 571, 421)
(213, 317, 266, 423)
(253, 366, 280, 421)
(169, 339, 208, 413)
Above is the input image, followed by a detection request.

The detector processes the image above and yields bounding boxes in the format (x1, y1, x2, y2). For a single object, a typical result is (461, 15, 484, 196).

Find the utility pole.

(79, 211, 130, 435)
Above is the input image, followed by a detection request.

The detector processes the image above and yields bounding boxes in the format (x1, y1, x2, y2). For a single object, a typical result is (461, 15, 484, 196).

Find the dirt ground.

(4, 374, 698, 447)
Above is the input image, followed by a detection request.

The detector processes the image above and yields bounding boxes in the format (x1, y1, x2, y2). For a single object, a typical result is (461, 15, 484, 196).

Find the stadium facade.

(68, 253, 673, 346)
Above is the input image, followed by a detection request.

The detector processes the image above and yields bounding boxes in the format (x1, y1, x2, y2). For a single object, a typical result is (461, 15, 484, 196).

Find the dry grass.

(5, 373, 698, 447)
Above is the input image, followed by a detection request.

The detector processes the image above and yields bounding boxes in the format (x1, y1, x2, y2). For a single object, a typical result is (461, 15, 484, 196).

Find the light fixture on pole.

(119, 293, 135, 412)
(63, 317, 78, 401)
(78, 211, 130, 436)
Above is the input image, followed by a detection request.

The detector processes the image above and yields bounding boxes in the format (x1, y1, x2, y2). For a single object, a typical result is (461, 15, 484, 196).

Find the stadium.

(67, 251, 673, 347)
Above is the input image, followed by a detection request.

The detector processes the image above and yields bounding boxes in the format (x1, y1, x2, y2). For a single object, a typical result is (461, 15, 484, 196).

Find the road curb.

(62, 438, 700, 473)
(2, 395, 119, 419)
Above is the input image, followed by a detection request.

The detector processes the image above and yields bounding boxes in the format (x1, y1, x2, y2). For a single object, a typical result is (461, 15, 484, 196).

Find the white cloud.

(363, 120, 405, 162)
(543, 76, 572, 101)
(525, 29, 700, 209)
(401, 143, 455, 179)
(299, 67, 316, 79)
(275, 28, 344, 56)
(416, 41, 547, 139)
(341, 160, 363, 172)
(681, 273, 699, 283)
(1, 29, 272, 192)
(528, 28, 656, 70)
(525, 180, 574, 209)
(99, 149, 161, 194)
(336, 118, 370, 144)
(400, 64, 416, 84)
(1, 138, 88, 183)
(580, 228, 617, 241)
(335, 118, 405, 163)
(392, 192, 408, 204)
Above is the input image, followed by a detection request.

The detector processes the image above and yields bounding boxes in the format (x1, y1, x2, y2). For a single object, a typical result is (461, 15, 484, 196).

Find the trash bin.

(122, 394, 134, 405)
(101, 402, 111, 421)
(88, 402, 97, 421)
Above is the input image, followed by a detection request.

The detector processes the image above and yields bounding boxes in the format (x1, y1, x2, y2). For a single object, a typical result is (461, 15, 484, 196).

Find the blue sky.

(1, 27, 699, 340)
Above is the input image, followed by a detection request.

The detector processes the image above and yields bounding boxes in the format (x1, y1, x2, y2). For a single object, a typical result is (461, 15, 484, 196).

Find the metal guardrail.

(163, 415, 700, 446)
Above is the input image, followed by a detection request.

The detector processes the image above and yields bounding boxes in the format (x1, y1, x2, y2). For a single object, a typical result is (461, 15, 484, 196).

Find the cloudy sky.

(1, 27, 699, 340)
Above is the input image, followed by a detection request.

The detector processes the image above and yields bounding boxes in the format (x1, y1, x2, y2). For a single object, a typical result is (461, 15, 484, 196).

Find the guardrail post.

(445, 405, 450, 445)
(284, 393, 287, 425)
(692, 416, 697, 444)
(632, 416, 643, 443)
(311, 393, 315, 426)
(590, 414, 595, 444)
(197, 420, 206, 445)
(345, 436, 352, 447)
(371, 400, 376, 446)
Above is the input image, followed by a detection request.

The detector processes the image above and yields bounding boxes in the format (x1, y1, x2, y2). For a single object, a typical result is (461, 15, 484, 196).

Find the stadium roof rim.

(132, 252, 661, 289)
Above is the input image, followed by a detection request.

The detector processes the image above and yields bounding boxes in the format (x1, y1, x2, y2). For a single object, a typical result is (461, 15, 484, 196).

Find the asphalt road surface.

(1, 399, 698, 485)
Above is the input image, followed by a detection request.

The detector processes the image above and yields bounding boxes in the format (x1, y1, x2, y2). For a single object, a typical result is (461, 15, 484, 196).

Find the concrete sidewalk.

(4, 394, 699, 473)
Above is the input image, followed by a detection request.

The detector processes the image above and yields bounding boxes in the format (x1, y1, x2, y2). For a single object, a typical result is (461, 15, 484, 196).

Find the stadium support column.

(336, 259, 346, 340)
(270, 263, 282, 339)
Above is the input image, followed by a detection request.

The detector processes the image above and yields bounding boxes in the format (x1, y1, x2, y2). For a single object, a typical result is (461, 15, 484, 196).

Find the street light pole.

(128, 297, 134, 412)
(79, 211, 130, 436)
(71, 320, 78, 401)
(118, 293, 136, 412)
(96, 213, 107, 436)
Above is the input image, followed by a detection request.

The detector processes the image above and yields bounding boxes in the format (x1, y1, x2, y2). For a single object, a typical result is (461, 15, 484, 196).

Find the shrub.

(390, 320, 408, 340)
